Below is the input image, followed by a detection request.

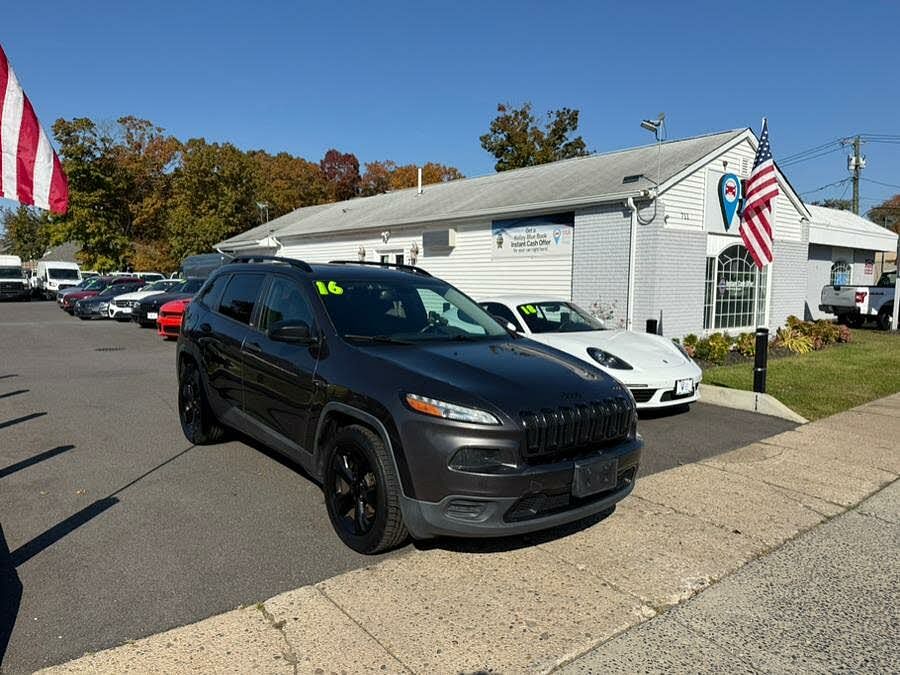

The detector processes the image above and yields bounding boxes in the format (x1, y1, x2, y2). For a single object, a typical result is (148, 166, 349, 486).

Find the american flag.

(0, 44, 68, 213)
(740, 120, 779, 268)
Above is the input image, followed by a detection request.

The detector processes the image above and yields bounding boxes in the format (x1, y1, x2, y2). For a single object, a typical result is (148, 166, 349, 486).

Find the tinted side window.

(198, 273, 230, 310)
(481, 302, 523, 331)
(218, 274, 265, 325)
(257, 276, 314, 332)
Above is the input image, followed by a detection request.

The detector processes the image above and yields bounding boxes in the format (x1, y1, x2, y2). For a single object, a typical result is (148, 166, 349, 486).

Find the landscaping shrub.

(735, 332, 756, 357)
(680, 319, 850, 367)
(774, 326, 814, 354)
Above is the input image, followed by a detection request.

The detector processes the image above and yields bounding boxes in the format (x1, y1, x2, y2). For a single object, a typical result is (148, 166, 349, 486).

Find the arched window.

(830, 260, 851, 286)
(703, 244, 769, 330)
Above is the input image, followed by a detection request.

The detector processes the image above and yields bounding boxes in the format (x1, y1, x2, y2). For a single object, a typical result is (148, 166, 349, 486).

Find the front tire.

(877, 307, 893, 331)
(323, 425, 408, 554)
(178, 358, 225, 444)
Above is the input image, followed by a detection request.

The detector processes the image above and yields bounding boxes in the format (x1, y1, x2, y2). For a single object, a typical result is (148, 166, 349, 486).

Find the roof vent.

(622, 174, 644, 184)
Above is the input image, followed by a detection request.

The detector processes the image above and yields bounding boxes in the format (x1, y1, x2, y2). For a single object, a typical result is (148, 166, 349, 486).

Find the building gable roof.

(806, 204, 897, 252)
(218, 129, 749, 248)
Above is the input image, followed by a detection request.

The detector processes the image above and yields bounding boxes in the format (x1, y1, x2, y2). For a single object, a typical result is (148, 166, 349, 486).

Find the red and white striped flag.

(0, 44, 68, 214)
(740, 119, 779, 268)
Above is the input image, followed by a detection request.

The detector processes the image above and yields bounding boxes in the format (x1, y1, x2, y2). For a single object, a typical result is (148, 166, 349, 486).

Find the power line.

(862, 177, 900, 190)
(780, 145, 844, 167)
(800, 177, 852, 196)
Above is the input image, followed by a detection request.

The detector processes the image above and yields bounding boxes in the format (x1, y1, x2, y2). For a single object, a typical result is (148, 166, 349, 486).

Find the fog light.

(449, 447, 518, 473)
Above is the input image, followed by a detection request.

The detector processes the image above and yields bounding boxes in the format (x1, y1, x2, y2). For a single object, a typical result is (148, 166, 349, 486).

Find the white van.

(35, 261, 82, 299)
(0, 255, 30, 301)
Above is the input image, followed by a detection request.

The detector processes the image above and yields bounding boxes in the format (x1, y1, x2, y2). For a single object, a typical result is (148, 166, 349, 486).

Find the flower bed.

(674, 316, 852, 368)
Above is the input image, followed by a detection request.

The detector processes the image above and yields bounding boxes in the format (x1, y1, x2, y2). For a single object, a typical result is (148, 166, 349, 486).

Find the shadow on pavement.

(0, 412, 47, 432)
(11, 497, 120, 567)
(0, 389, 28, 401)
(638, 403, 691, 420)
(414, 507, 615, 555)
(0, 445, 75, 479)
(0, 524, 22, 669)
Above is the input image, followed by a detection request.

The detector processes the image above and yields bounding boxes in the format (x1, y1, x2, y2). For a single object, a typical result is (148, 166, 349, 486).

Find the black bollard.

(753, 327, 768, 393)
(646, 319, 658, 334)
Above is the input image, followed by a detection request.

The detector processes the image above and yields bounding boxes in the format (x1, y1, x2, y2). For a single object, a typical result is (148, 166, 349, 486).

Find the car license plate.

(572, 456, 618, 498)
(676, 378, 694, 396)
(147, 312, 158, 320)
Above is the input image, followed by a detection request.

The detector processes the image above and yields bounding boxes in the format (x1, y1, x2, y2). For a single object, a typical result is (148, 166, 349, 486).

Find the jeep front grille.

(519, 397, 633, 460)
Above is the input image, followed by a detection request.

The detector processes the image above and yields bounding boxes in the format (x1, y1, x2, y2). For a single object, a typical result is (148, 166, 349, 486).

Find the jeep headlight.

(405, 393, 500, 425)
(587, 347, 633, 370)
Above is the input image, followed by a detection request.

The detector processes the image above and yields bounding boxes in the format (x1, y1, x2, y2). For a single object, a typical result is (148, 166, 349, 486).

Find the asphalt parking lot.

(0, 301, 798, 673)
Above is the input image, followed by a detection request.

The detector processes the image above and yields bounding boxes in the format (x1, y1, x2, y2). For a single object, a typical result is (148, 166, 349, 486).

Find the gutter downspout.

(625, 197, 638, 332)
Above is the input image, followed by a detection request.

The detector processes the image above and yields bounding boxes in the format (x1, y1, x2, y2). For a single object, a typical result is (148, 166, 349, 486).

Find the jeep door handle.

(245, 341, 262, 354)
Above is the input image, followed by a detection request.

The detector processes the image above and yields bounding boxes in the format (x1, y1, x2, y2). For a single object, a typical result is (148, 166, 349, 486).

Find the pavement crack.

(315, 586, 414, 673)
(255, 602, 300, 674)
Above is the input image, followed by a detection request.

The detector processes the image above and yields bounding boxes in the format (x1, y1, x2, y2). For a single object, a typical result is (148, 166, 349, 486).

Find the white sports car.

(479, 296, 702, 409)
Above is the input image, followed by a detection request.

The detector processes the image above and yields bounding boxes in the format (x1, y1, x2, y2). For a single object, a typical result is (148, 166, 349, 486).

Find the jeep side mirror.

(268, 320, 316, 344)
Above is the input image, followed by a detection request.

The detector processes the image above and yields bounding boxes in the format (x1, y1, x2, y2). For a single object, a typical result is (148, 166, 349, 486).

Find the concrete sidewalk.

(41, 394, 900, 674)
(560, 480, 900, 674)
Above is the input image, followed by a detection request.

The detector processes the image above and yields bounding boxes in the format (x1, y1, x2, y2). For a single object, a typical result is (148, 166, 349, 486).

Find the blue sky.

(3, 0, 899, 214)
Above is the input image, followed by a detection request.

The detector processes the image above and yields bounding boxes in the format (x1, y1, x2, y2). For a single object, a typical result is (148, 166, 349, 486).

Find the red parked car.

(60, 276, 142, 314)
(157, 298, 191, 339)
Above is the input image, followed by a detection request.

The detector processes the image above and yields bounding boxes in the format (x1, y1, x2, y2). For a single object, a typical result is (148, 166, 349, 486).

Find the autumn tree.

(0, 205, 51, 261)
(165, 138, 258, 260)
(249, 150, 330, 217)
(867, 194, 900, 233)
(360, 160, 464, 196)
(320, 149, 360, 201)
(480, 102, 589, 171)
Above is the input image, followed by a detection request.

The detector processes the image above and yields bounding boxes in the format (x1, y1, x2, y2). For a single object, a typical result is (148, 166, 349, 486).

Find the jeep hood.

(355, 338, 629, 416)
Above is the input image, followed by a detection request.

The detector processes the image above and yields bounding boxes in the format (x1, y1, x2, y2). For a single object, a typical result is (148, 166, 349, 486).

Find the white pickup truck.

(820, 271, 897, 330)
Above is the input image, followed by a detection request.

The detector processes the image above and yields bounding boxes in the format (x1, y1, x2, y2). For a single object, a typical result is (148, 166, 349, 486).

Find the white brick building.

(217, 129, 894, 337)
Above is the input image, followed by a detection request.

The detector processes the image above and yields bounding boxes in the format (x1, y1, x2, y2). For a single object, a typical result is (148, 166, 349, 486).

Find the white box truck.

(0, 255, 30, 300)
(34, 260, 82, 300)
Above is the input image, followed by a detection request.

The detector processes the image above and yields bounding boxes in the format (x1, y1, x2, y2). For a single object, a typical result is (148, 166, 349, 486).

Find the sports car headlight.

(587, 347, 633, 370)
(405, 394, 501, 425)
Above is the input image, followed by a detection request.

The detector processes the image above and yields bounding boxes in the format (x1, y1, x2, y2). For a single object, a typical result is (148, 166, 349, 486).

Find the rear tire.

(178, 358, 226, 444)
(323, 425, 408, 554)
(847, 314, 865, 328)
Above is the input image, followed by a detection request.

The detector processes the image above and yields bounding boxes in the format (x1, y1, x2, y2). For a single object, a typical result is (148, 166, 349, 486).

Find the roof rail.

(328, 260, 432, 277)
(231, 255, 313, 273)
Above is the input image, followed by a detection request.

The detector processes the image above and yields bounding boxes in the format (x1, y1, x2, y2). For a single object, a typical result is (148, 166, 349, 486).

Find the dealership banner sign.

(491, 213, 574, 259)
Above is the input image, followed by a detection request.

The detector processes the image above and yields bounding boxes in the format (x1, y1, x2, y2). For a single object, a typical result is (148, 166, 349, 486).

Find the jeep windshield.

(316, 277, 508, 343)
(516, 301, 605, 334)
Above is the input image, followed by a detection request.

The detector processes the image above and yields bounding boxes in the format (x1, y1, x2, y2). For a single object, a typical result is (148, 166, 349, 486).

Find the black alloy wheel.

(329, 446, 378, 537)
(323, 425, 408, 554)
(178, 359, 225, 444)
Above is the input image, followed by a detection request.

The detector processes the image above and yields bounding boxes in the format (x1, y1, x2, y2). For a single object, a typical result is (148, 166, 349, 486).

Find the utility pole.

(848, 136, 865, 215)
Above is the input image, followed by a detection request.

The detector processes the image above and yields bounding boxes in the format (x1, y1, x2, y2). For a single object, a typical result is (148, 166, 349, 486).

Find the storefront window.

(830, 260, 851, 286)
(704, 244, 768, 330)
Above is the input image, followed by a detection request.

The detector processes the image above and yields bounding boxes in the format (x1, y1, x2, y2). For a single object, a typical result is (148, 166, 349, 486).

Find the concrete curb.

(40, 394, 900, 674)
(699, 383, 809, 424)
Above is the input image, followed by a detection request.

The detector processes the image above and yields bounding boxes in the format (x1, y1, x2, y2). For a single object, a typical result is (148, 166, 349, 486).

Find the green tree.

(480, 102, 589, 171)
(165, 138, 258, 260)
(1, 205, 51, 261)
(51, 117, 132, 270)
